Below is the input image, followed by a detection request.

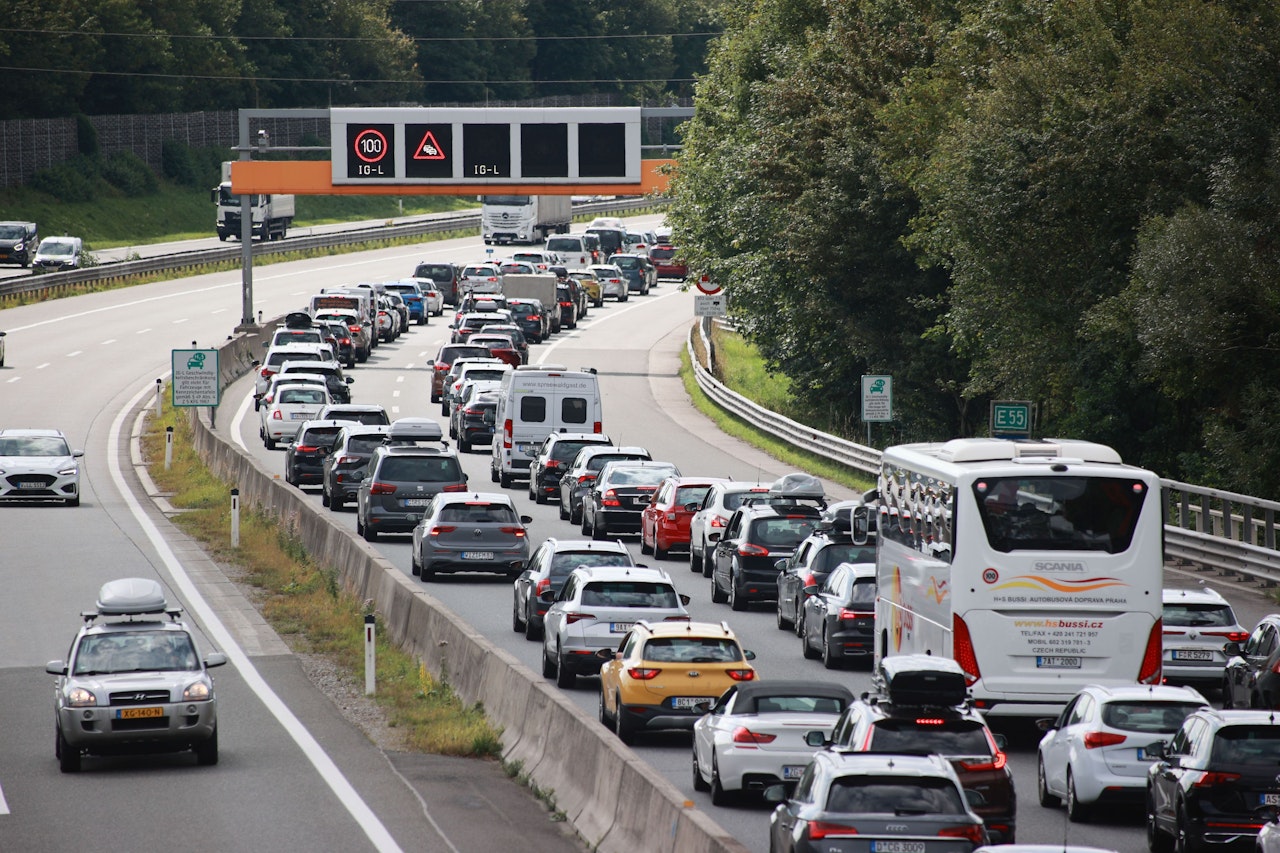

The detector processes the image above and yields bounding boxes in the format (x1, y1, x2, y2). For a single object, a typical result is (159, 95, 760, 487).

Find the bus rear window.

(972, 476, 1148, 554)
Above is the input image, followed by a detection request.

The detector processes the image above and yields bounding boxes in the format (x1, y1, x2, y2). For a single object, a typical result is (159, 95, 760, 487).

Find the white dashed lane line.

(137, 328, 151, 334)
(35, 362, 49, 369)
(102, 339, 117, 345)
(66, 351, 82, 358)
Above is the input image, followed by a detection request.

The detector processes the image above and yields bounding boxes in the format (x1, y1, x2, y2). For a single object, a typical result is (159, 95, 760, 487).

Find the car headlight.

(183, 680, 212, 701)
(67, 687, 97, 707)
(58, 466, 78, 476)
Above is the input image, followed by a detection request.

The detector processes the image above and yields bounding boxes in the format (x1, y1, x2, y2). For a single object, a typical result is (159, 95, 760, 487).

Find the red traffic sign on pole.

(695, 274, 721, 295)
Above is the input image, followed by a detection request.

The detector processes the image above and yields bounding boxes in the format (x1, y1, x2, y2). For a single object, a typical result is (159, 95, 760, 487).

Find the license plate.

(670, 696, 711, 710)
(462, 552, 495, 560)
(782, 765, 806, 781)
(402, 498, 431, 507)
(290, 412, 310, 419)
(1036, 656, 1081, 669)
(1172, 649, 1214, 661)
(116, 707, 164, 719)
(1264, 793, 1280, 806)
(18, 482, 43, 490)
(610, 622, 634, 633)
(871, 843, 924, 853)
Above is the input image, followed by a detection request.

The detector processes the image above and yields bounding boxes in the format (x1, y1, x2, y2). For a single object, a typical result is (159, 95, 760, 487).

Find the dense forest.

(668, 0, 1280, 497)
(1, 0, 721, 116)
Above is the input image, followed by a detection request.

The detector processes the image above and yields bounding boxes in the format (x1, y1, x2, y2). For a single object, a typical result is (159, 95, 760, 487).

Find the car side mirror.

(1145, 740, 1169, 761)
(1035, 717, 1058, 733)
(346, 377, 354, 384)
(802, 584, 819, 596)
(1224, 641, 1243, 657)
(594, 648, 618, 661)
(762, 784, 788, 804)
(679, 594, 691, 606)
(45, 660, 67, 676)
(708, 532, 721, 543)
(205, 651, 228, 668)
(743, 649, 756, 660)
(520, 515, 533, 524)
(850, 505, 871, 545)
(804, 730, 828, 748)
(993, 733, 1008, 750)
(776, 558, 788, 571)
(684, 502, 699, 512)
(537, 590, 556, 603)
(964, 788, 988, 809)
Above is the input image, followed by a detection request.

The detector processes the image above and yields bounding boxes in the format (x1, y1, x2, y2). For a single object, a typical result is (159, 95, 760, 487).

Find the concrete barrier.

(182, 326, 751, 853)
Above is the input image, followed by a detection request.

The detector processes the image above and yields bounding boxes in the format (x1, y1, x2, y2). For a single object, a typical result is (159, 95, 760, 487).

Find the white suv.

(540, 565, 690, 688)
(1161, 586, 1249, 687)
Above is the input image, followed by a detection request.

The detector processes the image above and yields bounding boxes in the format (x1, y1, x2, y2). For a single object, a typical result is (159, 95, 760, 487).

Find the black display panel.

(463, 124, 511, 179)
(346, 124, 394, 179)
(520, 124, 568, 178)
(578, 124, 626, 178)
(405, 124, 453, 179)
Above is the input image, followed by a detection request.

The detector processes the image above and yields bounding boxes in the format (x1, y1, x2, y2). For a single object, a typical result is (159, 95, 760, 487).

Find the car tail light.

(738, 543, 769, 557)
(261, 368, 275, 378)
(544, 460, 561, 469)
(952, 614, 981, 685)
(937, 825, 985, 843)
(463, 407, 482, 416)
(560, 301, 572, 307)
(370, 482, 396, 495)
(335, 455, 359, 465)
(1138, 619, 1163, 684)
(800, 572, 817, 590)
(272, 410, 283, 420)
(602, 489, 621, 507)
(710, 515, 729, 528)
(593, 421, 602, 434)
(1194, 770, 1241, 787)
(731, 726, 776, 745)
(500, 526, 526, 537)
(1203, 629, 1250, 642)
(627, 667, 661, 680)
(726, 668, 755, 681)
(957, 729, 1008, 771)
(296, 445, 319, 453)
(563, 612, 596, 624)
(535, 578, 551, 596)
(806, 821, 858, 840)
(429, 525, 457, 537)
(577, 474, 597, 485)
(503, 419, 513, 449)
(1084, 731, 1127, 749)
(838, 608, 872, 622)
(442, 483, 467, 492)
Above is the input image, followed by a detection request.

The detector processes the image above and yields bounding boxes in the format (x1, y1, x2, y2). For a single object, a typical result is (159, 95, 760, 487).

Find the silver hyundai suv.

(45, 578, 227, 772)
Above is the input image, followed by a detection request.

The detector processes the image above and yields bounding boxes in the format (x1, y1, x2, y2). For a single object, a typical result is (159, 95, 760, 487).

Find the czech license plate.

(116, 707, 163, 720)
(462, 552, 494, 560)
(670, 696, 711, 710)
(1263, 793, 1280, 806)
(18, 481, 43, 490)
(291, 412, 312, 420)
(610, 622, 634, 633)
(402, 498, 430, 507)
(782, 765, 806, 781)
(870, 843, 924, 853)
(1036, 656, 1081, 669)
(1172, 649, 1213, 661)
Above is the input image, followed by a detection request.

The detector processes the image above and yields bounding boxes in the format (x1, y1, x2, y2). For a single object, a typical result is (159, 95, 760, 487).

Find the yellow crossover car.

(597, 620, 757, 743)
(568, 270, 603, 308)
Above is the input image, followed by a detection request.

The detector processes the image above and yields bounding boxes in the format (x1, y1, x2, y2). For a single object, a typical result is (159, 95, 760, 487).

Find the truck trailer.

(481, 195, 571, 245)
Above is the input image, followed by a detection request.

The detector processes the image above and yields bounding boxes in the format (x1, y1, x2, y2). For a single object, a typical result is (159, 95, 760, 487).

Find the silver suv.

(1161, 586, 1248, 687)
(45, 578, 228, 772)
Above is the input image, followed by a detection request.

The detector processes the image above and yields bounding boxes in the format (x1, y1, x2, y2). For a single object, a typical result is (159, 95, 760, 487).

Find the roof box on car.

(386, 417, 444, 443)
(92, 577, 179, 620)
(876, 654, 968, 708)
(283, 311, 313, 329)
(768, 472, 825, 501)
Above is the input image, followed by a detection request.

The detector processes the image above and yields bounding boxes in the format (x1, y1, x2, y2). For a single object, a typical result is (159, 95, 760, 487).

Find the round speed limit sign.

(695, 274, 721, 295)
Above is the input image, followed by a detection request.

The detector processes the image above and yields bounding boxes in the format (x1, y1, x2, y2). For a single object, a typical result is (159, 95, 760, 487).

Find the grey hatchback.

(410, 491, 532, 580)
(46, 578, 228, 772)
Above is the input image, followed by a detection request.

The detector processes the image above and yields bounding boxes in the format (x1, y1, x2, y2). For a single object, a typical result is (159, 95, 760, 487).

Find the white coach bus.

(873, 437, 1164, 718)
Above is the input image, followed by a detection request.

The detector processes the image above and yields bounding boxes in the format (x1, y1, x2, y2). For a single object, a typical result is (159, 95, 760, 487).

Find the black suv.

(321, 425, 391, 511)
(818, 655, 1017, 844)
(527, 432, 613, 504)
(775, 508, 877, 634)
(711, 502, 822, 611)
(1146, 708, 1280, 851)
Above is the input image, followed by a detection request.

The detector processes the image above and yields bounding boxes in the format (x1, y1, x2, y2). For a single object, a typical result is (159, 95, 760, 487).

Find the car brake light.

(296, 445, 319, 453)
(563, 612, 596, 624)
(738, 543, 769, 557)
(1203, 630, 1250, 642)
(800, 572, 817, 590)
(838, 608, 871, 622)
(503, 419, 513, 449)
(593, 421, 602, 434)
(1194, 770, 1241, 787)
(500, 526, 526, 537)
(806, 821, 858, 840)
(261, 368, 275, 378)
(370, 482, 396, 495)
(710, 515, 729, 528)
(429, 525, 457, 536)
(952, 613, 981, 685)
(937, 825, 985, 843)
(545, 460, 561, 469)
(1138, 619, 1163, 684)
(578, 474, 597, 484)
(1084, 730, 1127, 749)
(731, 726, 776, 745)
(442, 483, 467, 492)
(535, 578, 551, 595)
(726, 669, 755, 681)
(272, 410, 283, 420)
(627, 667, 661, 680)
(602, 489, 621, 507)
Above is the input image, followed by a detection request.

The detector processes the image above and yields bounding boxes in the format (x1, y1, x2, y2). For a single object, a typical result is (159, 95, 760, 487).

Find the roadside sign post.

(990, 400, 1033, 439)
(693, 274, 726, 318)
(861, 375, 893, 445)
(172, 348, 220, 408)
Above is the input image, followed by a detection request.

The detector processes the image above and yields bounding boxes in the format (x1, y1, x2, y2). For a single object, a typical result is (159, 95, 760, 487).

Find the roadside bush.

(162, 140, 202, 187)
(101, 151, 158, 197)
(30, 156, 101, 202)
(75, 114, 98, 156)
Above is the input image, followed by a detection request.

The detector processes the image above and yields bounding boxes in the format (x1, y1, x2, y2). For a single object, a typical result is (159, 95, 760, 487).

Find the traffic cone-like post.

(230, 488, 240, 547)
(165, 426, 173, 470)
(364, 614, 376, 695)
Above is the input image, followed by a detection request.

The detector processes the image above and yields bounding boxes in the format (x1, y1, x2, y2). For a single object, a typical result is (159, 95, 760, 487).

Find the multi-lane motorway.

(1, 217, 1274, 852)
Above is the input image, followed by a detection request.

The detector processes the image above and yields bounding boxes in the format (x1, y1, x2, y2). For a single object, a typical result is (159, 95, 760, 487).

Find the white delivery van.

(490, 365, 603, 487)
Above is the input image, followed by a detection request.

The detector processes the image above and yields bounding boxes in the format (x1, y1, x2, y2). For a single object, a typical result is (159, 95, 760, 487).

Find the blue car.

(384, 280, 427, 325)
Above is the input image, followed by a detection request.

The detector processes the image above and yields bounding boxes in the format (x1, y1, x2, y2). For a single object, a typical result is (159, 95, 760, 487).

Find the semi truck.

(213, 162, 295, 242)
(481, 195, 571, 245)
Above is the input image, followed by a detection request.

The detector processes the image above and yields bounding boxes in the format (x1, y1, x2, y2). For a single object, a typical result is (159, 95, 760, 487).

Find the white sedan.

(691, 680, 853, 806)
(259, 383, 330, 450)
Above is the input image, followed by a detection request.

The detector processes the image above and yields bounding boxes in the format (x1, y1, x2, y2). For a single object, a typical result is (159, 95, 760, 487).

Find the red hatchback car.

(469, 333, 523, 367)
(640, 477, 726, 561)
(649, 245, 687, 280)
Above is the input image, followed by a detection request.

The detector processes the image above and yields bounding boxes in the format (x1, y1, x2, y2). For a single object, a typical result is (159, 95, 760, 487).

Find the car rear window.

(749, 518, 817, 548)
(724, 490, 768, 510)
(414, 264, 453, 281)
(520, 396, 547, 422)
(848, 578, 877, 609)
(650, 247, 675, 260)
(549, 551, 631, 576)
(868, 717, 991, 756)
(675, 486, 713, 506)
(1100, 701, 1206, 734)
(582, 582, 679, 608)
(299, 427, 344, 447)
(438, 503, 518, 523)
(348, 436, 388, 454)
(279, 388, 326, 405)
(552, 441, 598, 462)
(1212, 727, 1280, 765)
(643, 637, 742, 663)
(1163, 602, 1237, 627)
(748, 694, 847, 714)
(562, 398, 588, 424)
(268, 351, 320, 367)
(546, 237, 582, 252)
(377, 456, 463, 482)
(815, 543, 878, 573)
(826, 776, 966, 814)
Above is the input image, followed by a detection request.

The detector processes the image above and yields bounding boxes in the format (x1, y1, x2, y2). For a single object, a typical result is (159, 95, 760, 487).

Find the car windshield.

(1101, 701, 1204, 734)
(867, 717, 992, 756)
(826, 776, 966, 815)
(548, 551, 631, 577)
(1212, 727, 1280, 764)
(815, 544, 878, 573)
(74, 631, 199, 675)
(581, 582, 679, 608)
(41, 240, 77, 254)
(1163, 602, 1237, 627)
(0, 436, 70, 456)
(377, 456, 462, 482)
(438, 503, 518, 523)
(0, 225, 28, 239)
(643, 637, 742, 663)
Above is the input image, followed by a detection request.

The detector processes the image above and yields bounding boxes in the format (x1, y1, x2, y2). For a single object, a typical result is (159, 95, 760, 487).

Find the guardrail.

(688, 318, 1280, 589)
(0, 196, 663, 300)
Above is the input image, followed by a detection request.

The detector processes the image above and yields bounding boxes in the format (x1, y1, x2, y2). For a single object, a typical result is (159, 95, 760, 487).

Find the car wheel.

(194, 727, 219, 766)
(448, 422, 457, 439)
(441, 401, 450, 416)
(555, 647, 576, 688)
(710, 755, 733, 806)
(321, 489, 330, 507)
(702, 548, 715, 578)
(1037, 755, 1061, 807)
(411, 546, 422, 577)
(591, 515, 608, 541)
(284, 464, 295, 486)
(692, 749, 710, 792)
(599, 689, 612, 727)
(511, 595, 524, 632)
(1066, 770, 1089, 822)
(801, 621, 819, 660)
(57, 726, 80, 773)
(67, 495, 80, 507)
(363, 522, 378, 542)
(558, 498, 569, 521)
(614, 693, 635, 744)
(640, 532, 653, 555)
(499, 470, 513, 488)
(653, 538, 668, 561)
(1146, 797, 1173, 853)
(1174, 804, 1196, 853)
(710, 573, 728, 604)
(422, 563, 436, 581)
(821, 628, 839, 669)
(690, 546, 701, 573)
(490, 463, 499, 484)
(570, 502, 582, 525)
(430, 391, 440, 403)
(776, 602, 791, 631)
(524, 612, 542, 642)
(528, 479, 537, 502)
(264, 435, 276, 450)
(729, 573, 748, 612)
(458, 436, 470, 453)
(541, 644, 556, 679)
(330, 494, 344, 512)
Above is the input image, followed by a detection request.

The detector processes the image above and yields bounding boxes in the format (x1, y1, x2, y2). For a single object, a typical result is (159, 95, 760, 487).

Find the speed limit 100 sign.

(695, 274, 721, 295)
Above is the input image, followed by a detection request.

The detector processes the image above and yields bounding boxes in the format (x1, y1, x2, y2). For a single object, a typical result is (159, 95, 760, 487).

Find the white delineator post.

(364, 614, 376, 695)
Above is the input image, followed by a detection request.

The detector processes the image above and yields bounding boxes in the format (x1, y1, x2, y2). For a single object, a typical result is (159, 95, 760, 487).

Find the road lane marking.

(102, 339, 117, 345)
(35, 362, 49, 369)
(137, 328, 151, 334)
(66, 351, 82, 358)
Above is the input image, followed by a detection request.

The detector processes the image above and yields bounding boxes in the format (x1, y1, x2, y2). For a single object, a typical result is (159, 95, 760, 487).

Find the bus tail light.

(952, 614, 981, 685)
(1137, 619, 1163, 684)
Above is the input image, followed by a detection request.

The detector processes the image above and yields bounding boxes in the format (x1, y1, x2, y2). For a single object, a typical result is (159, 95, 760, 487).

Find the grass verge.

(680, 329, 874, 494)
(141, 396, 503, 758)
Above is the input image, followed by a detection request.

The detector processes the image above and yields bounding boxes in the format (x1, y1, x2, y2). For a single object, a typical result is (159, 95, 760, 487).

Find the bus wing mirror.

(851, 505, 871, 545)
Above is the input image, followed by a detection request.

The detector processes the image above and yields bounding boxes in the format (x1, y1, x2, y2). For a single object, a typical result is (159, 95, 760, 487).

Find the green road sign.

(991, 401, 1032, 437)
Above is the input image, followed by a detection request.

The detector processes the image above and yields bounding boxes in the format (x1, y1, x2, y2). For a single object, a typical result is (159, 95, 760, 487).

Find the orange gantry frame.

(228, 159, 675, 196)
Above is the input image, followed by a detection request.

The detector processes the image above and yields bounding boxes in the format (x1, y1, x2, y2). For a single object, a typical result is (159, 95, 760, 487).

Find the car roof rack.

(86, 578, 182, 623)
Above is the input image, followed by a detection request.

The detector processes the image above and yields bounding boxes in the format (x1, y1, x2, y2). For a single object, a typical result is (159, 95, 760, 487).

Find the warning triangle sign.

(413, 130, 447, 161)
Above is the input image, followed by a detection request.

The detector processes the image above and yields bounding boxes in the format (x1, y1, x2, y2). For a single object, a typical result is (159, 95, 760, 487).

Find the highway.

(1, 216, 1274, 852)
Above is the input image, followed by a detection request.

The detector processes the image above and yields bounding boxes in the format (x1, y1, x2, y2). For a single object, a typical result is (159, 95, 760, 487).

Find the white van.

(490, 365, 603, 487)
(545, 234, 594, 270)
